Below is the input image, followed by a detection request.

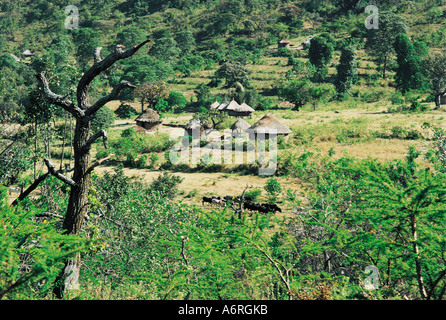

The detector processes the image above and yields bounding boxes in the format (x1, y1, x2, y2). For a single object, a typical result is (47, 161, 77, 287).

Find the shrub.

(150, 172, 184, 199)
(245, 188, 262, 202)
(114, 103, 138, 119)
(0, 186, 87, 299)
(91, 106, 114, 133)
(264, 177, 282, 203)
(167, 91, 188, 111)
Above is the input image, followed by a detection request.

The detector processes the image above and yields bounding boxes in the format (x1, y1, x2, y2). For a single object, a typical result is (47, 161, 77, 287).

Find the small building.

(22, 49, 33, 57)
(210, 101, 220, 110)
(217, 97, 230, 112)
(302, 36, 313, 49)
(135, 108, 162, 131)
(278, 38, 291, 49)
(184, 118, 206, 138)
(225, 100, 255, 117)
(230, 118, 251, 135)
(248, 113, 292, 139)
(441, 92, 446, 105)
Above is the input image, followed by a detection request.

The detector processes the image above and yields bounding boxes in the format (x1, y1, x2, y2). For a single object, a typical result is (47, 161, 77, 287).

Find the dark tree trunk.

(18, 39, 151, 298)
(434, 93, 441, 110)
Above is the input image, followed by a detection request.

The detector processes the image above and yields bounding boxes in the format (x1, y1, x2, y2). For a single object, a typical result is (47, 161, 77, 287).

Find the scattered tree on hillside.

(134, 81, 169, 113)
(308, 35, 333, 82)
(335, 45, 357, 99)
(423, 51, 446, 109)
(394, 34, 424, 94)
(365, 11, 408, 79)
(215, 59, 251, 88)
(278, 78, 334, 111)
(148, 37, 181, 63)
(116, 26, 147, 49)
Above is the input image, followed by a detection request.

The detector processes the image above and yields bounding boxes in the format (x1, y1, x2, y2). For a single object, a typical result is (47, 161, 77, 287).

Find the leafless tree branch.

(85, 153, 115, 176)
(77, 39, 150, 110)
(44, 158, 76, 187)
(84, 129, 108, 151)
(35, 73, 84, 118)
(86, 81, 136, 117)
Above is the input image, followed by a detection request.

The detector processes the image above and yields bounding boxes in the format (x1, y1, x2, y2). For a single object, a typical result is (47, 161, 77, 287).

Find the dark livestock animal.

(212, 198, 226, 207)
(202, 196, 213, 206)
(262, 203, 282, 213)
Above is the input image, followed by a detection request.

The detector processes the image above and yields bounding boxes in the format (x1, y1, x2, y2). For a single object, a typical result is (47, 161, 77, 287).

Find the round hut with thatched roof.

(230, 118, 251, 136)
(135, 108, 162, 132)
(226, 100, 255, 117)
(217, 97, 230, 111)
(248, 113, 292, 139)
(185, 118, 211, 138)
(210, 101, 220, 110)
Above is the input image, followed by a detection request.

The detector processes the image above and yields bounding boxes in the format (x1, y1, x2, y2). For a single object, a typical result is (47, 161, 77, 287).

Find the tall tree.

(394, 34, 423, 94)
(423, 51, 446, 109)
(215, 59, 251, 88)
(308, 35, 333, 82)
(335, 45, 357, 99)
(13, 38, 151, 298)
(365, 12, 408, 79)
(134, 81, 168, 113)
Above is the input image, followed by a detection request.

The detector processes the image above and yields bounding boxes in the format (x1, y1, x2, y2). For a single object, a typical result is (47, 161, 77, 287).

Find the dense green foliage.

(1, 0, 445, 301)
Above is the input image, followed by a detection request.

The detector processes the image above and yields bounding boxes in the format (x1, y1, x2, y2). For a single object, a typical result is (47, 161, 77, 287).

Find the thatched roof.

(233, 102, 255, 113)
(249, 113, 292, 135)
(230, 118, 251, 132)
(216, 97, 230, 111)
(279, 38, 290, 43)
(225, 99, 241, 111)
(217, 101, 228, 111)
(22, 49, 33, 57)
(302, 36, 313, 46)
(184, 118, 202, 130)
(210, 101, 220, 109)
(135, 108, 161, 123)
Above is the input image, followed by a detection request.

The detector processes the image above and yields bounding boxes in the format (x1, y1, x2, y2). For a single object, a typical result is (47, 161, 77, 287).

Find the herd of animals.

(202, 195, 282, 214)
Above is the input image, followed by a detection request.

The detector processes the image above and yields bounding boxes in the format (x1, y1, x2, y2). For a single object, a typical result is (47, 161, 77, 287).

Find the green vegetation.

(1, 0, 445, 302)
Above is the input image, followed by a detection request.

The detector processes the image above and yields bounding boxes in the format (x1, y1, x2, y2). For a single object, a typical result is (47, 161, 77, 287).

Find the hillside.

(1, 0, 446, 303)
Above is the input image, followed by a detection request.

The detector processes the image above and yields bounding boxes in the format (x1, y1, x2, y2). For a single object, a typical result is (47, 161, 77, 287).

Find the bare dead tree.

(13, 39, 151, 298)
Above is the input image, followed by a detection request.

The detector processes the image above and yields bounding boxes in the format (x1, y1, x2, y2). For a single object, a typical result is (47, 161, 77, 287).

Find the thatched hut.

(230, 118, 251, 135)
(278, 38, 291, 49)
(217, 97, 230, 111)
(22, 49, 33, 57)
(185, 118, 206, 138)
(302, 36, 313, 49)
(248, 113, 292, 139)
(225, 100, 255, 117)
(210, 101, 220, 109)
(135, 108, 162, 131)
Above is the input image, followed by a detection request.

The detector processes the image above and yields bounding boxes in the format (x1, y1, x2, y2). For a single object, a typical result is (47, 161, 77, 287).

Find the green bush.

(91, 107, 114, 133)
(150, 172, 184, 199)
(264, 177, 282, 203)
(245, 188, 262, 202)
(114, 103, 138, 119)
(0, 186, 88, 299)
(167, 91, 188, 111)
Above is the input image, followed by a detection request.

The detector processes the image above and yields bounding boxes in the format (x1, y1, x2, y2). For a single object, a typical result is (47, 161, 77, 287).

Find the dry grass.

(84, 99, 446, 211)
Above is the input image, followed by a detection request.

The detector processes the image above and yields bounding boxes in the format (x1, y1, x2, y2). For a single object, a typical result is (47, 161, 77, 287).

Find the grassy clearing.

(81, 98, 445, 212)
